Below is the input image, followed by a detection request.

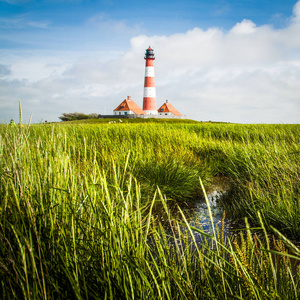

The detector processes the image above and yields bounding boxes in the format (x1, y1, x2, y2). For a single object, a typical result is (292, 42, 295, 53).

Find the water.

(153, 177, 234, 244)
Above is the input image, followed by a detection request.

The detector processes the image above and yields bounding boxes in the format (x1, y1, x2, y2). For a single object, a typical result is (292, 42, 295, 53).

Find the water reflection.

(153, 177, 234, 244)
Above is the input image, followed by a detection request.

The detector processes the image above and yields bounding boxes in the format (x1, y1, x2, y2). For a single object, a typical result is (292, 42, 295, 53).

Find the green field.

(1, 120, 300, 299)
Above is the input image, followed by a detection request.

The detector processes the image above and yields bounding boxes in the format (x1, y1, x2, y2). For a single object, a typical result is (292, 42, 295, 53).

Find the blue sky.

(1, 0, 296, 49)
(1, 0, 300, 123)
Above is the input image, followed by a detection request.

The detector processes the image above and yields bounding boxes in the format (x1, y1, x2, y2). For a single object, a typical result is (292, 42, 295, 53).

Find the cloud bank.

(1, 1, 300, 123)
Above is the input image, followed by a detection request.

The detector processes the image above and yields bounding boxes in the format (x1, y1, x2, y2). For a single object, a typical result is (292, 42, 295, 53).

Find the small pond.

(153, 177, 235, 244)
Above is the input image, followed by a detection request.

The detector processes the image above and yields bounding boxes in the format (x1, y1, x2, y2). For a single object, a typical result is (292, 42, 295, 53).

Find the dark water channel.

(153, 177, 235, 244)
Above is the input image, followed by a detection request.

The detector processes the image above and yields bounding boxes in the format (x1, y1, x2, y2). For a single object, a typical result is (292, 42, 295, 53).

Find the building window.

(125, 112, 127, 115)
(165, 113, 167, 115)
(119, 112, 121, 115)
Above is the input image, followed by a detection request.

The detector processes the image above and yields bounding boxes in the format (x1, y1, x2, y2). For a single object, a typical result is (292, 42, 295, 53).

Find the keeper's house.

(113, 96, 145, 116)
(157, 100, 182, 116)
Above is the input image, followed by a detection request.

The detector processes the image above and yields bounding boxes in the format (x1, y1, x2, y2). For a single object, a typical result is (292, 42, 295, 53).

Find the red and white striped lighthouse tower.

(143, 46, 157, 114)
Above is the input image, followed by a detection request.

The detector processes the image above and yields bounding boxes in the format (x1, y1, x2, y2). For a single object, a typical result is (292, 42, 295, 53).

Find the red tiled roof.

(114, 97, 146, 115)
(157, 100, 182, 116)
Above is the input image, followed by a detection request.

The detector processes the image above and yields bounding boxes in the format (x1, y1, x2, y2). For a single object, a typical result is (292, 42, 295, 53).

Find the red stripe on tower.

(143, 46, 157, 114)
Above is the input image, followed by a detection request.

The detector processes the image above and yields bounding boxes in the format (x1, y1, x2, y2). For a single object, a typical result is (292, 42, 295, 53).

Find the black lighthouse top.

(144, 46, 155, 59)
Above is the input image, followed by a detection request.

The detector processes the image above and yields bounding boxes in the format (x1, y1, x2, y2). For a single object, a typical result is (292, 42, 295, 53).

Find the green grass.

(0, 121, 300, 299)
(59, 117, 201, 124)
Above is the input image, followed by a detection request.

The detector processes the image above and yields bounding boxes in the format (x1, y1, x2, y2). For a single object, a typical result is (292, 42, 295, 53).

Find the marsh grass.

(0, 122, 300, 298)
(135, 158, 206, 201)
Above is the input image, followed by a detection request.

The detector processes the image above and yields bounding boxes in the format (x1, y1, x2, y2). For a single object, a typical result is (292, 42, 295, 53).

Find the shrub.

(59, 112, 98, 121)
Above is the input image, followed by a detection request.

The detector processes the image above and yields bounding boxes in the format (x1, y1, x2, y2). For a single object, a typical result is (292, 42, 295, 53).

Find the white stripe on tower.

(143, 87, 156, 97)
(143, 46, 157, 115)
(145, 66, 155, 77)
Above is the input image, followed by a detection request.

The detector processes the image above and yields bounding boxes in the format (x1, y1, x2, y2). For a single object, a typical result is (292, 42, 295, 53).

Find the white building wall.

(114, 110, 135, 115)
(158, 112, 173, 116)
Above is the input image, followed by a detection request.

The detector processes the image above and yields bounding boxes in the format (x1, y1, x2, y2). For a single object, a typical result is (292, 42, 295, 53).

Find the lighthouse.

(143, 46, 157, 114)
(111, 46, 184, 119)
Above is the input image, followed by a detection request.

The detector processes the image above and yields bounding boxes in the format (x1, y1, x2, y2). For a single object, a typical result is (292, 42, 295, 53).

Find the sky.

(0, 0, 299, 124)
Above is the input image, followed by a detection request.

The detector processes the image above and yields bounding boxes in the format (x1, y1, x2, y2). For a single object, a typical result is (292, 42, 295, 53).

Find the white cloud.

(1, 1, 300, 123)
(231, 19, 257, 34)
(292, 0, 300, 23)
(0, 64, 11, 76)
(87, 13, 141, 36)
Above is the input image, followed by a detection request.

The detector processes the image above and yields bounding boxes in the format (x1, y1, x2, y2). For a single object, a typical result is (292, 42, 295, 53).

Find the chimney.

(166, 99, 168, 103)
(127, 96, 131, 100)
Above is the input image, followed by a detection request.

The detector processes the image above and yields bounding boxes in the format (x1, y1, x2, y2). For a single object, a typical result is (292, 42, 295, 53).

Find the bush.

(59, 112, 98, 121)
